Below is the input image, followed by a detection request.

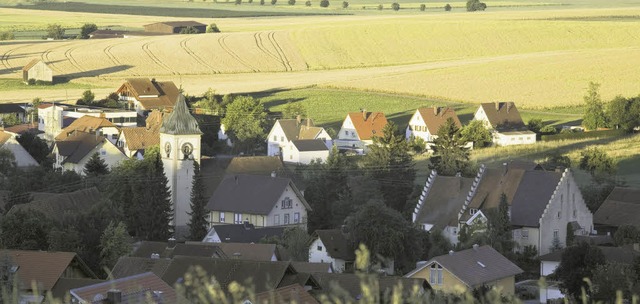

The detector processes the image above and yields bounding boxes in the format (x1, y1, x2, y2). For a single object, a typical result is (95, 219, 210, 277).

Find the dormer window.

(469, 208, 477, 215)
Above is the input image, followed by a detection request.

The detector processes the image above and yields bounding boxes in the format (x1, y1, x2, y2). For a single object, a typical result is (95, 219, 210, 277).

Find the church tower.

(159, 94, 202, 233)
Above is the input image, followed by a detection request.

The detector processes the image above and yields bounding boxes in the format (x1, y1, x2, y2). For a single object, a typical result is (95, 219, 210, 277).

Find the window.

(345, 130, 348, 135)
(521, 229, 529, 239)
(281, 197, 292, 209)
(273, 135, 277, 141)
(100, 149, 106, 156)
(280, 136, 284, 142)
(111, 134, 118, 140)
(573, 209, 577, 218)
(274, 215, 280, 225)
(284, 213, 290, 225)
(573, 193, 575, 203)
(219, 212, 225, 223)
(553, 229, 559, 239)
(234, 213, 242, 224)
(317, 246, 323, 251)
(430, 264, 443, 285)
(294, 212, 300, 223)
(469, 208, 477, 215)
(557, 211, 561, 219)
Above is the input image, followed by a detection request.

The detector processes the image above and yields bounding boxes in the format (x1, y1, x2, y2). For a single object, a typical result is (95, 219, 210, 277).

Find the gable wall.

(267, 121, 287, 156)
(410, 262, 467, 294)
(266, 184, 308, 229)
(473, 107, 492, 129)
(26, 62, 53, 82)
(406, 110, 435, 142)
(308, 238, 345, 272)
(63, 140, 126, 175)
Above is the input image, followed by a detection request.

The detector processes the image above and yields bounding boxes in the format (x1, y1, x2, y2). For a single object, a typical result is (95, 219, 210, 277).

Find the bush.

(180, 26, 199, 34)
(79, 23, 97, 39)
(46, 23, 65, 40)
(206, 23, 220, 33)
(342, 0, 348, 8)
(305, 0, 311, 5)
(444, 3, 451, 10)
(466, 0, 486, 11)
(377, 3, 383, 9)
(419, 3, 425, 10)
(319, 0, 329, 6)
(0, 31, 15, 41)
(27, 79, 36, 85)
(260, 0, 265, 4)
(391, 2, 400, 10)
(288, 0, 295, 5)
(35, 80, 52, 86)
(540, 129, 624, 141)
(271, 0, 277, 5)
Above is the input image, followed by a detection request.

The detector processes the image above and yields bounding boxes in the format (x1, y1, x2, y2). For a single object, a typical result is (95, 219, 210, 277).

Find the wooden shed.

(143, 21, 207, 34)
(22, 59, 53, 84)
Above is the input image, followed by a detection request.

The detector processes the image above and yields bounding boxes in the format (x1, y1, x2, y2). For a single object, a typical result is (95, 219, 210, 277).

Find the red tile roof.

(347, 112, 388, 140)
(416, 107, 461, 134)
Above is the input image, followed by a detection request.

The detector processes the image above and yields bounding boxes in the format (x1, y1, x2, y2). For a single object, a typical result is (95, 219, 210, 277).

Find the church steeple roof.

(160, 94, 202, 135)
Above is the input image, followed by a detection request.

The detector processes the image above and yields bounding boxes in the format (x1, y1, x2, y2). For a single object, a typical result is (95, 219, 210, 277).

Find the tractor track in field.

(179, 36, 218, 74)
(0, 45, 26, 72)
(142, 41, 176, 75)
(218, 34, 258, 73)
(64, 45, 85, 75)
(40, 42, 75, 74)
(104, 44, 122, 66)
(253, 32, 282, 64)
(266, 31, 293, 72)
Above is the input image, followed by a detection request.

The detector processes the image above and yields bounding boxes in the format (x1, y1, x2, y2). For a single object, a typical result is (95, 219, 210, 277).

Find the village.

(0, 57, 638, 304)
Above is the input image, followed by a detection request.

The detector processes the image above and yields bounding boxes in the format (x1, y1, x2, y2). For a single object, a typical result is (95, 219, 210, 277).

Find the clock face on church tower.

(182, 143, 193, 159)
(164, 142, 171, 158)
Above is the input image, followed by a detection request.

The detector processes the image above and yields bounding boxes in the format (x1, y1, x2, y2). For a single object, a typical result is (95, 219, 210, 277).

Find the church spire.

(160, 94, 202, 135)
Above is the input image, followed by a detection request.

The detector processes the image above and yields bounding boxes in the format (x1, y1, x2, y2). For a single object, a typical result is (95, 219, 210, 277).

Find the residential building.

(0, 130, 38, 167)
(312, 272, 427, 301)
(144, 21, 207, 34)
(54, 115, 120, 144)
(205, 174, 311, 229)
(405, 245, 523, 295)
(267, 118, 331, 157)
(22, 59, 52, 83)
(254, 284, 319, 304)
(405, 107, 462, 149)
(159, 94, 203, 235)
(116, 110, 163, 158)
(116, 78, 180, 115)
(336, 110, 388, 153)
(51, 131, 126, 174)
(214, 242, 279, 261)
(130, 240, 226, 260)
(202, 223, 285, 243)
(593, 187, 640, 236)
(70, 272, 179, 304)
(308, 229, 355, 273)
(0, 103, 27, 125)
(282, 139, 330, 164)
(473, 102, 535, 146)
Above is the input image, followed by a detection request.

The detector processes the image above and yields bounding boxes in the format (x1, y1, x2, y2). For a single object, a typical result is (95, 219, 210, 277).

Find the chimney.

(448, 250, 454, 255)
(362, 109, 368, 120)
(167, 237, 176, 249)
(503, 162, 508, 175)
(307, 117, 311, 127)
(271, 171, 276, 178)
(473, 244, 479, 251)
(107, 289, 122, 304)
(296, 115, 301, 126)
(433, 107, 439, 116)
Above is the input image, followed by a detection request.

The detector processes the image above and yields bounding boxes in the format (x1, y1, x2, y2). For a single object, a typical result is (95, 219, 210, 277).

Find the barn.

(143, 21, 207, 34)
(22, 59, 53, 84)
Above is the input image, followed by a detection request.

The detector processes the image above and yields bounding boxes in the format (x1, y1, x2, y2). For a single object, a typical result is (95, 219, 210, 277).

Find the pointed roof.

(55, 116, 116, 140)
(346, 111, 388, 140)
(416, 107, 462, 134)
(160, 94, 202, 135)
(22, 59, 45, 72)
(478, 102, 526, 131)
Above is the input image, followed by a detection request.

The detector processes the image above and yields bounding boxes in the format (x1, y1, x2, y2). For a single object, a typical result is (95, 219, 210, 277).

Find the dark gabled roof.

(290, 262, 332, 274)
(478, 102, 526, 131)
(206, 174, 310, 214)
(159, 94, 202, 135)
(70, 272, 178, 304)
(540, 245, 640, 264)
(314, 230, 355, 261)
(277, 119, 314, 140)
(407, 245, 522, 287)
(416, 107, 461, 134)
(291, 139, 329, 152)
(118, 78, 180, 110)
(146, 21, 206, 27)
(312, 273, 426, 300)
(208, 242, 276, 262)
(130, 241, 225, 259)
(54, 132, 106, 164)
(594, 187, 640, 228)
(0, 103, 26, 114)
(8, 187, 103, 223)
(510, 170, 563, 227)
(161, 256, 295, 293)
(208, 224, 285, 243)
(50, 278, 104, 300)
(414, 175, 474, 228)
(110, 257, 172, 279)
(4, 123, 39, 135)
(256, 284, 319, 304)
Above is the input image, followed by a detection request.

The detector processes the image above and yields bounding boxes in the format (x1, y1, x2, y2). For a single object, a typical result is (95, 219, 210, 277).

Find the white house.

(205, 174, 311, 230)
(473, 102, 536, 146)
(405, 107, 462, 148)
(22, 59, 53, 83)
(335, 110, 388, 153)
(309, 229, 354, 273)
(267, 118, 331, 156)
(0, 131, 39, 167)
(116, 112, 163, 158)
(282, 139, 330, 165)
(51, 132, 126, 174)
(55, 116, 120, 145)
(116, 78, 180, 115)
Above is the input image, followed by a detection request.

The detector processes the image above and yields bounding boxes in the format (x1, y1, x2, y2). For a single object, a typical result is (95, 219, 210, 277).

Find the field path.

(179, 36, 218, 74)
(218, 34, 258, 72)
(142, 41, 176, 75)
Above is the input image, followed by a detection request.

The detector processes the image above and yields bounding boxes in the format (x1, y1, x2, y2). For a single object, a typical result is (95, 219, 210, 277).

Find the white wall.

(267, 121, 287, 156)
(38, 105, 64, 142)
(309, 238, 346, 273)
(494, 132, 536, 146)
(61, 140, 126, 174)
(202, 228, 222, 243)
(406, 110, 434, 143)
(2, 136, 38, 167)
(540, 260, 560, 277)
(473, 107, 492, 129)
(282, 143, 329, 165)
(265, 183, 308, 228)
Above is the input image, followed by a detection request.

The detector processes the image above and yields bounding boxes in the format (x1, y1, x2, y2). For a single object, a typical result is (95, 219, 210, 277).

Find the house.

(214, 242, 279, 262)
(0, 130, 39, 167)
(202, 223, 285, 243)
(110, 257, 173, 279)
(254, 284, 319, 304)
(88, 29, 128, 39)
(412, 170, 475, 244)
(308, 229, 355, 273)
(116, 78, 180, 115)
(405, 107, 462, 148)
(593, 187, 640, 236)
(0, 250, 97, 302)
(143, 21, 207, 34)
(312, 272, 427, 300)
(290, 262, 333, 274)
(267, 118, 331, 157)
(55, 115, 120, 144)
(336, 110, 388, 153)
(130, 240, 226, 259)
(282, 139, 330, 164)
(22, 59, 53, 83)
(205, 174, 311, 229)
(116, 110, 162, 158)
(38, 103, 137, 142)
(473, 102, 536, 146)
(51, 131, 126, 174)
(0, 103, 27, 125)
(70, 272, 179, 304)
(405, 245, 522, 295)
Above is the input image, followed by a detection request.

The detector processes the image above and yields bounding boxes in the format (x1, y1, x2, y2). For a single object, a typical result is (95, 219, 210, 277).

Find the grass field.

(0, 79, 94, 90)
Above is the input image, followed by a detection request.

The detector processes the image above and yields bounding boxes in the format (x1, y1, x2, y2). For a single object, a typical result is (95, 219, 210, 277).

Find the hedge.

(540, 129, 625, 141)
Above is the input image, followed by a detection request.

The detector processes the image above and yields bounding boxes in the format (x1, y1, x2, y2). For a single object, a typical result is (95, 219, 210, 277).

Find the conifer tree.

(430, 117, 470, 176)
(143, 148, 173, 241)
(188, 161, 208, 241)
(84, 152, 109, 176)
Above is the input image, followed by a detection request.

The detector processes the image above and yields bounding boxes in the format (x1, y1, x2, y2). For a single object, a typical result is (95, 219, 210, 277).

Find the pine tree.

(487, 193, 514, 254)
(430, 118, 470, 176)
(84, 152, 109, 176)
(188, 161, 208, 241)
(142, 148, 174, 241)
(99, 221, 132, 272)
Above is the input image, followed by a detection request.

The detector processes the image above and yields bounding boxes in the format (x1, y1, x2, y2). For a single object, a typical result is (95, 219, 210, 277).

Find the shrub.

(260, 0, 265, 4)
(46, 23, 65, 40)
(319, 0, 329, 6)
(35, 80, 52, 86)
(391, 2, 400, 10)
(235, 0, 242, 4)
(180, 26, 199, 34)
(271, 0, 277, 5)
(288, 0, 295, 5)
(305, 0, 311, 5)
(466, 0, 486, 11)
(342, 0, 348, 8)
(79, 23, 97, 39)
(206, 23, 220, 33)
(27, 79, 36, 85)
(377, 3, 383, 9)
(419, 3, 425, 11)
(0, 32, 14, 41)
(444, 3, 451, 10)
(248, 0, 253, 3)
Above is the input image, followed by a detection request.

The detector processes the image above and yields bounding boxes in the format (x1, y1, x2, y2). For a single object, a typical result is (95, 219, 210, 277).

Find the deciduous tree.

(46, 24, 65, 40)
(79, 23, 97, 39)
(221, 96, 268, 154)
(579, 147, 616, 179)
(0, 209, 52, 250)
(582, 82, 608, 130)
(99, 221, 132, 272)
(460, 120, 491, 148)
(552, 242, 605, 300)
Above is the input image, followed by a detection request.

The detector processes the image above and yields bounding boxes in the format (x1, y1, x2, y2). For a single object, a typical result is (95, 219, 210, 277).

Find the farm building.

(88, 29, 128, 39)
(143, 21, 206, 34)
(22, 59, 53, 84)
